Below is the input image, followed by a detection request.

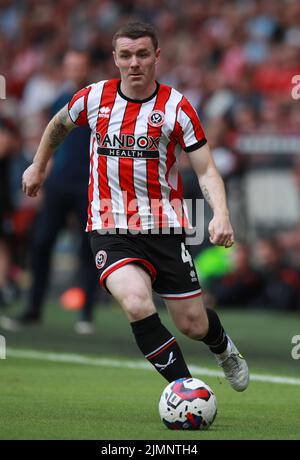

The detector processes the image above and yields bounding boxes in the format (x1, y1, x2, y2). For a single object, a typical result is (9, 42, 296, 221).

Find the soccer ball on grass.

(158, 377, 217, 430)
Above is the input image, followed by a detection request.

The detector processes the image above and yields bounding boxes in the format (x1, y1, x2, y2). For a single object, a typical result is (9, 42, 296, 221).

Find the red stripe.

(174, 121, 189, 227)
(86, 137, 95, 231)
(96, 80, 118, 228)
(146, 338, 177, 360)
(146, 84, 171, 228)
(173, 382, 210, 401)
(186, 412, 199, 429)
(118, 102, 142, 229)
(100, 257, 157, 290)
(165, 116, 178, 186)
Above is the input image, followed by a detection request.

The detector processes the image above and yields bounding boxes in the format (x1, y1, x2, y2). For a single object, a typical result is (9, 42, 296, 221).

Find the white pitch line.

(6, 348, 300, 386)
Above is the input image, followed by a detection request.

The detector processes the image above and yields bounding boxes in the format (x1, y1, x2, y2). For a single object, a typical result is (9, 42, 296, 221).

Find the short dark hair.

(112, 22, 159, 51)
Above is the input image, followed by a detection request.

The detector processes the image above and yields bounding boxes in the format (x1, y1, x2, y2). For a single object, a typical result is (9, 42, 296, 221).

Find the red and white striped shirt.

(68, 79, 207, 231)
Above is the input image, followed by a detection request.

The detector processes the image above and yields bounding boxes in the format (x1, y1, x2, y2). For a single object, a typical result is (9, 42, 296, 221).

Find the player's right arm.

(22, 104, 77, 197)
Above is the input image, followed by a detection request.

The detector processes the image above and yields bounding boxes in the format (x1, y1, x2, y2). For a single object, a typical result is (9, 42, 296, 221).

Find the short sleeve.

(68, 86, 92, 126)
(176, 97, 207, 152)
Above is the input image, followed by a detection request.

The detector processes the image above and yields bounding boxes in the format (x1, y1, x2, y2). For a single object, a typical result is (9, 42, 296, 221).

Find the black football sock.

(131, 313, 191, 382)
(201, 308, 228, 354)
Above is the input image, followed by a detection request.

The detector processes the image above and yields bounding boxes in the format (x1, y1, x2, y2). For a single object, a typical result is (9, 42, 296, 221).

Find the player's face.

(113, 37, 160, 90)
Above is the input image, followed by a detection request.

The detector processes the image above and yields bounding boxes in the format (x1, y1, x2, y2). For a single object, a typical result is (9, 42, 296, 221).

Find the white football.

(158, 377, 217, 430)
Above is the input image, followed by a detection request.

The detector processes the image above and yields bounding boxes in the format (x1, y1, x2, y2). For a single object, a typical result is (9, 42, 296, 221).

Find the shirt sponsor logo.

(96, 133, 160, 150)
(96, 133, 160, 159)
(95, 250, 107, 269)
(148, 110, 165, 127)
(97, 147, 159, 159)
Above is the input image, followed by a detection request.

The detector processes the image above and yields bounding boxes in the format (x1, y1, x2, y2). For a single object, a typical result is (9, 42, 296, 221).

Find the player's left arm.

(188, 143, 234, 248)
(22, 104, 77, 197)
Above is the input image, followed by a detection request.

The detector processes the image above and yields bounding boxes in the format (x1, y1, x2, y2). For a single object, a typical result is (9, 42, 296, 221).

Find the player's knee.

(178, 315, 209, 340)
(121, 292, 155, 321)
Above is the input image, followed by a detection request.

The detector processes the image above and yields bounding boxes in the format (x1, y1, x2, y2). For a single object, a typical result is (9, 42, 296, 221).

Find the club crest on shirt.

(95, 250, 107, 269)
(148, 110, 165, 127)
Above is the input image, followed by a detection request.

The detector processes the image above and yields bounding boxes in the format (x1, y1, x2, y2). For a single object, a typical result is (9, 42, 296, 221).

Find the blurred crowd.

(0, 0, 300, 312)
(196, 235, 300, 311)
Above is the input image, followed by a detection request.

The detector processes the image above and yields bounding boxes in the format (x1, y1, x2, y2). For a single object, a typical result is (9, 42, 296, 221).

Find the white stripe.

(89, 83, 106, 229)
(86, 135, 95, 231)
(144, 336, 176, 359)
(87, 81, 106, 131)
(100, 257, 137, 279)
(91, 138, 101, 228)
(7, 348, 300, 386)
(106, 93, 128, 228)
(178, 106, 198, 148)
(159, 288, 202, 298)
(133, 99, 156, 229)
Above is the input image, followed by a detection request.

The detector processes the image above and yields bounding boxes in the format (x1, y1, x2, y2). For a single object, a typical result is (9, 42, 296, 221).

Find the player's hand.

(22, 164, 46, 197)
(208, 213, 234, 248)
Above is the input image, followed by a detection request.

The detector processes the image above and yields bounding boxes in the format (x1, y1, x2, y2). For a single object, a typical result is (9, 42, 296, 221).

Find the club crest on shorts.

(95, 250, 107, 269)
(148, 110, 165, 127)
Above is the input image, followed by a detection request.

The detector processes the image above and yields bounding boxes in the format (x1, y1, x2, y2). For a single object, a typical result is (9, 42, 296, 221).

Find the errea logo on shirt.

(99, 106, 111, 118)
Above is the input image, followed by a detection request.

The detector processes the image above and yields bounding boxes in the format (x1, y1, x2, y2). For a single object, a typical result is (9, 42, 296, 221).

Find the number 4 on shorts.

(181, 242, 193, 267)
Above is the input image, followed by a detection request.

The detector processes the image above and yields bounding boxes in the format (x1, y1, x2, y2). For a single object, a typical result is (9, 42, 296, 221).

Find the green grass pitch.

(0, 303, 299, 439)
